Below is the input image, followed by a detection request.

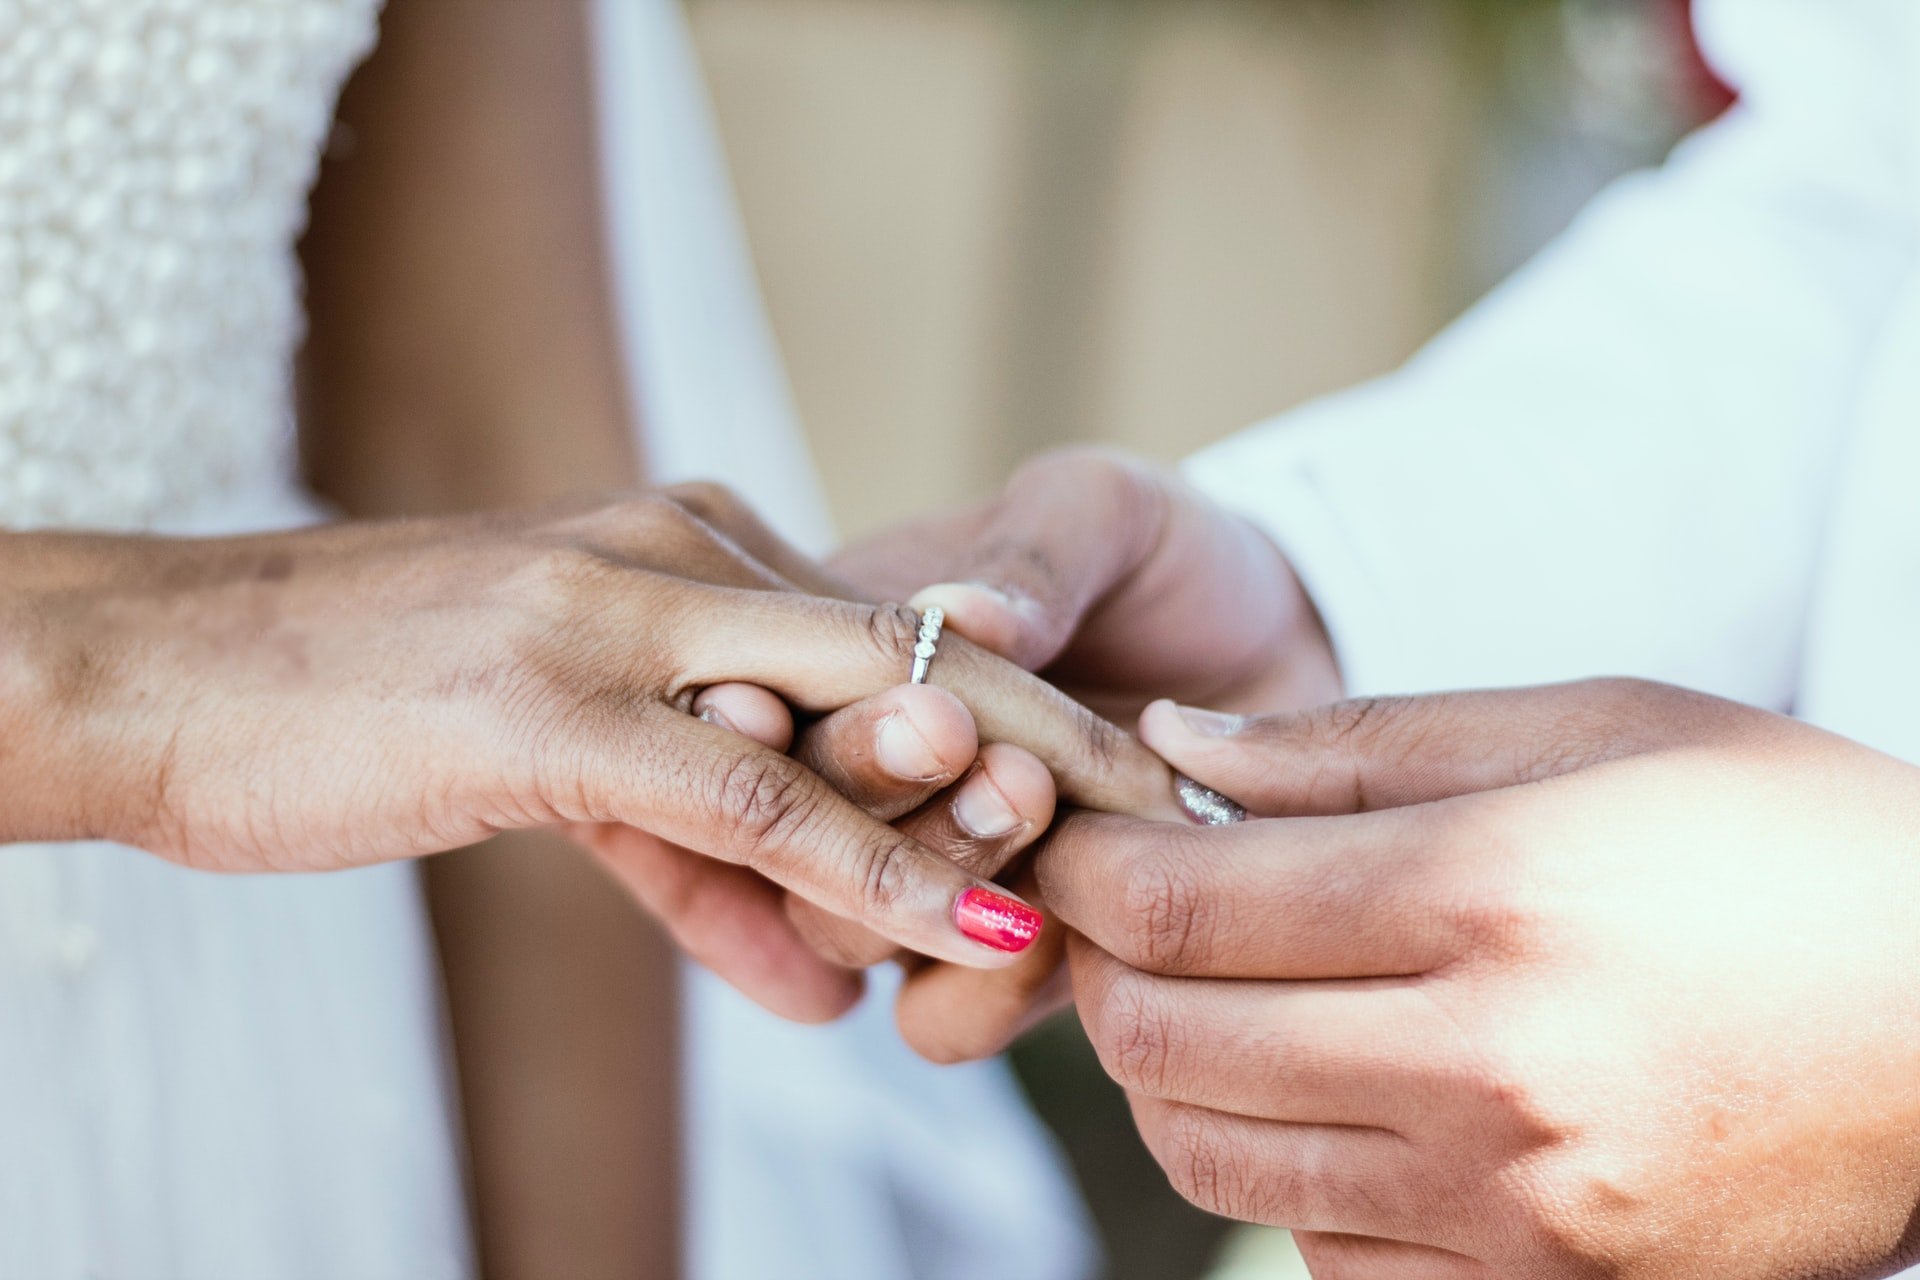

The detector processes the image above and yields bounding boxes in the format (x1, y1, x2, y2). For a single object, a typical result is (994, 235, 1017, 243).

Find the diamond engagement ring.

(909, 606, 944, 684)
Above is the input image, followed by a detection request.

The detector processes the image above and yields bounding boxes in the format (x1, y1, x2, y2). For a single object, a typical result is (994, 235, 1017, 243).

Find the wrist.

(0, 535, 147, 845)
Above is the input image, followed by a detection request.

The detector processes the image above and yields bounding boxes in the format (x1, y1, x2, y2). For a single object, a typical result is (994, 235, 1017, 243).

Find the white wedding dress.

(0, 1, 1093, 1276)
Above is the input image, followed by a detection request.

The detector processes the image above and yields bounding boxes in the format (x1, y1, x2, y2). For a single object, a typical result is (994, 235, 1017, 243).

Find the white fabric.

(1188, 0, 1920, 748)
(0, 0, 376, 530)
(591, 5, 1096, 1278)
(0, 0, 1093, 1276)
(1189, 4, 1920, 1269)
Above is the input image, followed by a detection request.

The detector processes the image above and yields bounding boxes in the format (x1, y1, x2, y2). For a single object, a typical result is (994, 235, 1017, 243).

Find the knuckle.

(1013, 444, 1129, 491)
(1456, 897, 1539, 962)
(1498, 1153, 1625, 1272)
(710, 752, 823, 863)
(1118, 844, 1213, 972)
(1526, 677, 1743, 780)
(1157, 1106, 1264, 1222)
(861, 601, 925, 666)
(1455, 1038, 1564, 1156)
(1535, 677, 1665, 774)
(581, 493, 720, 565)
(660, 479, 744, 523)
(605, 491, 693, 537)
(897, 972, 1034, 1066)
(1064, 698, 1130, 775)
(1091, 969, 1180, 1097)
(1308, 695, 1413, 750)
(527, 539, 622, 599)
(1008, 445, 1167, 552)
(1295, 696, 1422, 810)
(850, 834, 919, 919)
(1447, 865, 1542, 961)
(1587, 675, 1734, 748)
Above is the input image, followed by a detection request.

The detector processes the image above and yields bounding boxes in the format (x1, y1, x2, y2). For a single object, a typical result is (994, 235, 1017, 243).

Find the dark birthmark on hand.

(256, 551, 295, 583)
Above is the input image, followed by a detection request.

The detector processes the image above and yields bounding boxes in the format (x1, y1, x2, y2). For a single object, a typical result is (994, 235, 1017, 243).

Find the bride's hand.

(5, 492, 1180, 974)
(578, 679, 1060, 1021)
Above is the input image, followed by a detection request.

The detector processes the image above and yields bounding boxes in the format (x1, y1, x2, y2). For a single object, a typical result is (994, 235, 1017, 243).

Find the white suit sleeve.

(1186, 3, 1918, 708)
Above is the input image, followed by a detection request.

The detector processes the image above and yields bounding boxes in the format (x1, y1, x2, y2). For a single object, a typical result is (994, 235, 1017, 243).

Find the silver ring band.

(909, 606, 944, 684)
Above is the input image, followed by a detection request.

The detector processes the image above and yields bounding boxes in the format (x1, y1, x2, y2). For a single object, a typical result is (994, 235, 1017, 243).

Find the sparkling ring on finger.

(909, 606, 944, 685)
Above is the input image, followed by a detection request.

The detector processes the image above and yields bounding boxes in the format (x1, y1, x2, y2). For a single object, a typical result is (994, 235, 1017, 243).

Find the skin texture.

(8, 498, 1176, 961)
(1039, 681, 1920, 1280)
(806, 447, 1340, 1059)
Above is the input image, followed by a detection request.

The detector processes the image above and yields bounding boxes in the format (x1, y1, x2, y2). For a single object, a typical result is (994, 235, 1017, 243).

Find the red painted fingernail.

(953, 887, 1043, 953)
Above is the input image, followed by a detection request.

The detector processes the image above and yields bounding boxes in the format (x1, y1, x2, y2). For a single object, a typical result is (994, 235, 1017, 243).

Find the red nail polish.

(953, 887, 1043, 953)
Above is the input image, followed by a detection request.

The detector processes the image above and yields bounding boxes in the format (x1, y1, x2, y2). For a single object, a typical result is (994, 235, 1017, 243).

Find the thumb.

(908, 449, 1170, 671)
(1139, 680, 1703, 817)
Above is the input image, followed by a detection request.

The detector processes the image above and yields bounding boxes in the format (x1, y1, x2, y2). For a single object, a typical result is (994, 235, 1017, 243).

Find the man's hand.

(832, 447, 1342, 722)
(1041, 681, 1920, 1279)
(762, 447, 1342, 1056)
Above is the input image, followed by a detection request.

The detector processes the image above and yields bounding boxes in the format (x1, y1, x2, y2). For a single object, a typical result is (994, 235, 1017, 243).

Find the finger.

(910, 743, 1056, 877)
(827, 504, 988, 604)
(790, 684, 978, 822)
(1293, 1233, 1491, 1280)
(660, 481, 864, 600)
(1035, 809, 1470, 979)
(692, 683, 795, 753)
(895, 864, 1072, 1064)
(685, 591, 1184, 821)
(570, 494, 800, 593)
(905, 448, 1169, 671)
(608, 710, 1045, 968)
(789, 743, 1056, 970)
(1129, 1094, 1430, 1242)
(1069, 938, 1448, 1128)
(575, 822, 864, 1023)
(1138, 679, 1719, 818)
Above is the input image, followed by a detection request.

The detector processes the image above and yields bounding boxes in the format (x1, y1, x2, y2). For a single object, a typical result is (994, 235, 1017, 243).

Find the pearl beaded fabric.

(0, 0, 380, 530)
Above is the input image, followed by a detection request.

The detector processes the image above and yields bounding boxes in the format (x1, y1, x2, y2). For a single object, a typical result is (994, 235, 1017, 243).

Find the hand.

(634, 479, 1139, 1047)
(594, 482, 1087, 1026)
(582, 678, 1059, 1021)
(1041, 682, 1920, 1279)
(811, 447, 1343, 1057)
(6, 492, 1180, 986)
(831, 446, 1342, 722)
(773, 687, 1074, 1046)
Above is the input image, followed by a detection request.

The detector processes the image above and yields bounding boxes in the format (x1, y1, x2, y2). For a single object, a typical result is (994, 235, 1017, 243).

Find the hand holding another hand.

(752, 448, 1341, 1057)
(833, 447, 1341, 723)
(7, 489, 1181, 1017)
(1046, 680, 1920, 1279)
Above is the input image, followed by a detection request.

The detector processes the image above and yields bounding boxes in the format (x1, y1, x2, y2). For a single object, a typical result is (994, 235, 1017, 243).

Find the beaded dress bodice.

(0, 8, 475, 1277)
(0, 0, 380, 530)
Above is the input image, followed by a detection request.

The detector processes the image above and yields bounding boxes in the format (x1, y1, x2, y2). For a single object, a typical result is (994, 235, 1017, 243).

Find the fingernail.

(877, 711, 946, 781)
(1176, 775, 1246, 826)
(910, 581, 1032, 619)
(1176, 705, 1245, 737)
(952, 772, 1022, 839)
(698, 704, 739, 733)
(953, 886, 1043, 953)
